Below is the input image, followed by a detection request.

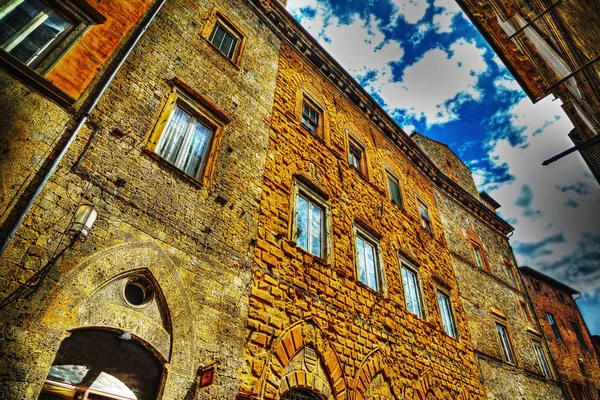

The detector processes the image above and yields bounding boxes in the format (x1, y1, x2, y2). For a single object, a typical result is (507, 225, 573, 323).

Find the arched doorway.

(38, 329, 163, 400)
(281, 388, 322, 400)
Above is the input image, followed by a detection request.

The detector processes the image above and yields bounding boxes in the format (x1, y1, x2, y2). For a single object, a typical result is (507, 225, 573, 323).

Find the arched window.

(281, 388, 322, 400)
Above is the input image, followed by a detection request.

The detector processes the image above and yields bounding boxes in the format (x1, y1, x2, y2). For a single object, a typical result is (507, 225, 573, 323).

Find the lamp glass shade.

(69, 204, 98, 238)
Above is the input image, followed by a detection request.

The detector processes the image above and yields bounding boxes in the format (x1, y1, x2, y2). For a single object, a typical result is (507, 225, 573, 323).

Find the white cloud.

(478, 96, 599, 271)
(391, 0, 430, 24)
(432, 0, 464, 33)
(372, 39, 488, 125)
(493, 77, 522, 92)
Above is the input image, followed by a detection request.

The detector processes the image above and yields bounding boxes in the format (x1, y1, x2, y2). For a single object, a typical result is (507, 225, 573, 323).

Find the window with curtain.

(418, 199, 431, 232)
(401, 264, 423, 318)
(0, 0, 73, 66)
(437, 291, 457, 338)
(302, 101, 319, 132)
(155, 104, 213, 178)
(355, 231, 380, 291)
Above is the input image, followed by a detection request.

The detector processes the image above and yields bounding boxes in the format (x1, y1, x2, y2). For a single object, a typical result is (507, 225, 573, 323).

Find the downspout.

(0, 0, 168, 257)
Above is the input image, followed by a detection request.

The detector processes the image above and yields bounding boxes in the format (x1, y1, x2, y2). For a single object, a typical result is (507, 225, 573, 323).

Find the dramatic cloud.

(373, 39, 488, 125)
(391, 0, 430, 24)
(432, 0, 464, 33)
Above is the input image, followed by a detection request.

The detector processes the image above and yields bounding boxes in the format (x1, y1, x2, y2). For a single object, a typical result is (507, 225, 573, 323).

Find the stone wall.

(238, 42, 485, 400)
(0, 0, 281, 398)
(419, 136, 565, 399)
(521, 269, 600, 400)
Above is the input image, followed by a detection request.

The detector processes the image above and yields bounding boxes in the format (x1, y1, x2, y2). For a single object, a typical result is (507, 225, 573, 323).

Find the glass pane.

(356, 237, 367, 285)
(309, 204, 322, 256)
(220, 31, 233, 54)
(156, 105, 192, 164)
(178, 119, 210, 176)
(10, 10, 68, 64)
(209, 24, 225, 48)
(225, 35, 237, 58)
(296, 196, 309, 251)
(388, 176, 401, 204)
(0, 0, 45, 44)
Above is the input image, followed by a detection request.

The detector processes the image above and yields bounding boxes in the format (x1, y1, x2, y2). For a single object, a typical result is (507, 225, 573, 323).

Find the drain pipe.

(0, 0, 167, 257)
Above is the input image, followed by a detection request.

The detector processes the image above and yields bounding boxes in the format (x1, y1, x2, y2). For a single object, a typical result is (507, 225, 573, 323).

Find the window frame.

(348, 134, 367, 175)
(353, 225, 384, 293)
(385, 169, 403, 207)
(532, 339, 553, 379)
(0, 0, 105, 104)
(146, 80, 228, 185)
(437, 290, 458, 338)
(399, 259, 425, 319)
(416, 197, 432, 233)
(202, 11, 245, 66)
(291, 180, 331, 261)
(546, 312, 562, 340)
(571, 321, 588, 350)
(531, 278, 544, 292)
(301, 100, 320, 132)
(495, 322, 516, 364)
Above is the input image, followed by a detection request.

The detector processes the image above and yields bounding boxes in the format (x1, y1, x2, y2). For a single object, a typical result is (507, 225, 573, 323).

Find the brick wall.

(238, 42, 485, 400)
(521, 270, 600, 400)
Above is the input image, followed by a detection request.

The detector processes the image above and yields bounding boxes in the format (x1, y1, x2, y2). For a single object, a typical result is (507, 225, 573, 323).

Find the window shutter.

(201, 127, 222, 184)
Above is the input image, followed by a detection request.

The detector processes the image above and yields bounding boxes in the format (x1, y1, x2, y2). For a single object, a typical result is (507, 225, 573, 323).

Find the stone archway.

(30, 242, 195, 398)
(353, 348, 401, 400)
(255, 318, 347, 400)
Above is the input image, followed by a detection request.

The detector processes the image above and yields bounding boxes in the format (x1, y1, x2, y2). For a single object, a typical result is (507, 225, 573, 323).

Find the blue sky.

(285, 0, 600, 333)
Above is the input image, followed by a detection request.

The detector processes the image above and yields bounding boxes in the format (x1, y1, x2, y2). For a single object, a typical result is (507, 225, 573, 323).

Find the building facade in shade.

(0, 0, 282, 398)
(456, 0, 600, 181)
(520, 267, 600, 399)
(412, 133, 565, 399)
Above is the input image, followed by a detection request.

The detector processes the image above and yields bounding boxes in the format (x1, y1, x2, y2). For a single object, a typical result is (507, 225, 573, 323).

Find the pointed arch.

(34, 241, 195, 377)
(256, 318, 347, 400)
(353, 348, 401, 400)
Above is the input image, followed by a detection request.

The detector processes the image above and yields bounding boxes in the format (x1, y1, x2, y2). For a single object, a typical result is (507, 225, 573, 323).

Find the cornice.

(249, 0, 513, 235)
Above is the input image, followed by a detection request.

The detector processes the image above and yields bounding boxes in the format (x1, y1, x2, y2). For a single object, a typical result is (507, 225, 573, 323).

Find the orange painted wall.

(45, 0, 153, 99)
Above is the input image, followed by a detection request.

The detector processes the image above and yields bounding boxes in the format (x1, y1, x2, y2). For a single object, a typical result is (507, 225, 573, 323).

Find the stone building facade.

(456, 0, 600, 181)
(0, 0, 281, 398)
(412, 134, 565, 399)
(520, 267, 600, 399)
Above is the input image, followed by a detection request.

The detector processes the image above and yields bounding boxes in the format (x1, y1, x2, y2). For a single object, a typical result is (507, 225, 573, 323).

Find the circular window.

(122, 277, 154, 308)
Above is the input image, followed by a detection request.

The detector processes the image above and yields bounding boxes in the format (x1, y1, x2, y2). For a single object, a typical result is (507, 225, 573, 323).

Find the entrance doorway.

(38, 329, 163, 400)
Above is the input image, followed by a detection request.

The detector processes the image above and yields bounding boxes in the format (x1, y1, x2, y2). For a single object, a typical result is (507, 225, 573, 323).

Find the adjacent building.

(413, 134, 564, 399)
(521, 266, 600, 399)
(0, 0, 282, 398)
(456, 0, 600, 181)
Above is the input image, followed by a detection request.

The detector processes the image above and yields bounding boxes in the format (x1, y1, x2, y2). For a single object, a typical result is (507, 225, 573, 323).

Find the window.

(0, 0, 103, 71)
(505, 263, 517, 287)
(556, 290, 566, 302)
(520, 301, 534, 324)
(417, 199, 431, 232)
(386, 171, 402, 206)
(571, 322, 588, 350)
(546, 313, 562, 340)
(155, 104, 214, 178)
(400, 261, 423, 318)
(301, 101, 319, 132)
(148, 81, 228, 184)
(472, 243, 485, 269)
(533, 340, 552, 378)
(0, 0, 72, 66)
(496, 323, 516, 364)
(348, 137, 366, 174)
(208, 21, 238, 59)
(532, 278, 543, 291)
(293, 182, 328, 259)
(355, 227, 382, 292)
(437, 291, 457, 338)
(571, 383, 592, 400)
